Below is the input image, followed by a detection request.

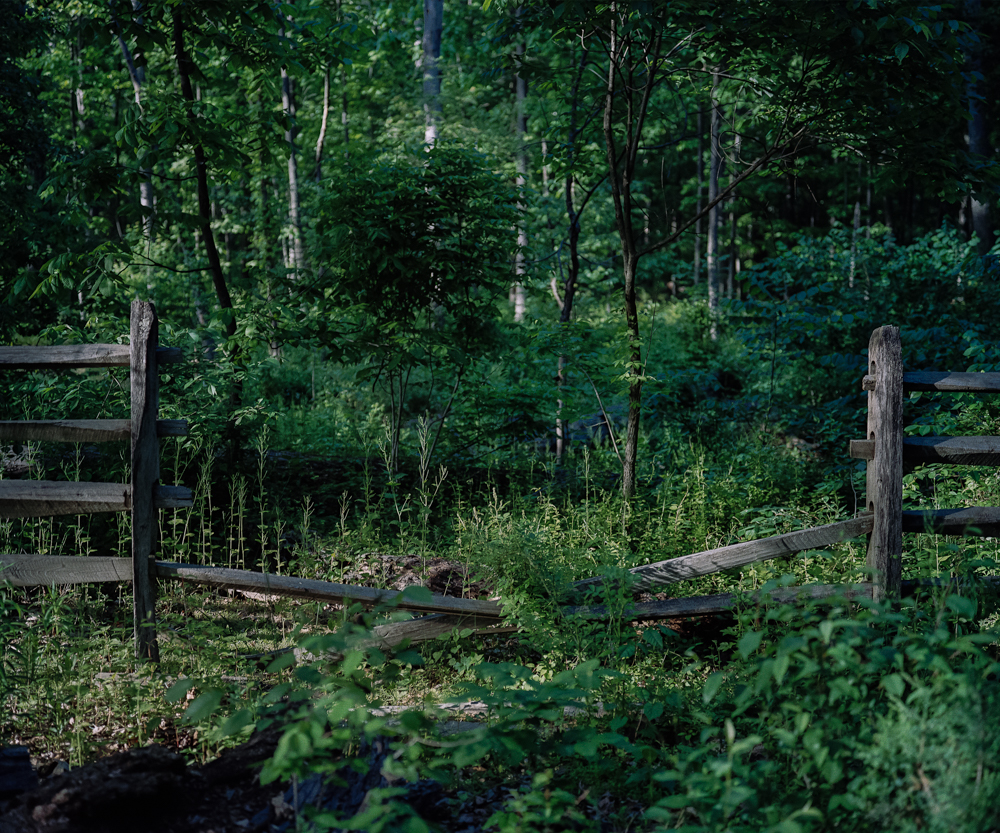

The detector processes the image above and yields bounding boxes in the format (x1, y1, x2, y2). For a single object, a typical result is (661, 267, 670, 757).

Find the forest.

(2, 0, 1000, 830)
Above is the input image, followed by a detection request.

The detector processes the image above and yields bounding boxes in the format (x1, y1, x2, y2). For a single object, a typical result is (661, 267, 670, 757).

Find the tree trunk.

(174, 9, 243, 469)
(280, 44, 305, 277)
(602, 16, 661, 500)
(706, 69, 723, 340)
(422, 0, 443, 145)
(693, 106, 704, 285)
(965, 0, 994, 255)
(114, 11, 153, 241)
(512, 41, 528, 323)
(173, 13, 233, 337)
(341, 67, 350, 152)
(314, 67, 331, 179)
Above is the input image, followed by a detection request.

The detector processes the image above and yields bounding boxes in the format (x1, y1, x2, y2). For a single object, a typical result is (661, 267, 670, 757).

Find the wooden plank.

(0, 345, 183, 369)
(851, 436, 1000, 466)
(153, 561, 505, 617)
(850, 439, 874, 460)
(0, 480, 129, 517)
(0, 419, 187, 442)
(903, 371, 1000, 393)
(157, 419, 188, 437)
(131, 300, 160, 662)
(0, 555, 133, 586)
(0, 420, 131, 442)
(902, 436, 1000, 465)
(0, 481, 190, 516)
(568, 582, 875, 620)
(572, 515, 874, 595)
(361, 615, 517, 649)
(154, 484, 193, 508)
(866, 326, 904, 600)
(363, 583, 875, 649)
(902, 506, 1000, 536)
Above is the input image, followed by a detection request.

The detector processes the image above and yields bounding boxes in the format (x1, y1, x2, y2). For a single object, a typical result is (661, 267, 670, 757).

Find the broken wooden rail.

(0, 301, 192, 660)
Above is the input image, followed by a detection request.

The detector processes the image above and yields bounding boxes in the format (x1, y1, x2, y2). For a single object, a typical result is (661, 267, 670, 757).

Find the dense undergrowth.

(4, 227, 1000, 830)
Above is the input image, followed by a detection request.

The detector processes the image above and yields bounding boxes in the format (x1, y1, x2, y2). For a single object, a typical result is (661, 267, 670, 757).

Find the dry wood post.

(865, 326, 904, 600)
(131, 300, 160, 661)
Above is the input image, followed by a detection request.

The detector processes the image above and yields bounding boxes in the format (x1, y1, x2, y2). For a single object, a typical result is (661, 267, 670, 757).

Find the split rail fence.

(0, 301, 191, 660)
(2, 320, 996, 655)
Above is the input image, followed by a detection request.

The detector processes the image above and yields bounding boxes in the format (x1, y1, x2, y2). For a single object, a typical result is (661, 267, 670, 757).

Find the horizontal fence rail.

(0, 481, 193, 517)
(0, 419, 187, 442)
(0, 344, 183, 369)
(850, 435, 1000, 466)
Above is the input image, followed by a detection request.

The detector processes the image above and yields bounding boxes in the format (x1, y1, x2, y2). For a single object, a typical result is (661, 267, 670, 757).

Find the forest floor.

(1, 552, 732, 833)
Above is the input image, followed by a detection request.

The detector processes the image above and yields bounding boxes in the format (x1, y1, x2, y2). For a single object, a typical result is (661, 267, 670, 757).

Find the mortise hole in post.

(868, 501, 875, 512)
(870, 431, 875, 440)
(870, 360, 876, 375)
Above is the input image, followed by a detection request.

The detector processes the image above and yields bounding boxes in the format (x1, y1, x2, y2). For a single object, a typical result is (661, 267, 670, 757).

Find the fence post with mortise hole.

(865, 326, 904, 600)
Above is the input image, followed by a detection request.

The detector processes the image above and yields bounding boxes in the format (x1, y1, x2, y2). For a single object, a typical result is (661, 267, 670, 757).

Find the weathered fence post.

(865, 326, 904, 600)
(131, 301, 160, 661)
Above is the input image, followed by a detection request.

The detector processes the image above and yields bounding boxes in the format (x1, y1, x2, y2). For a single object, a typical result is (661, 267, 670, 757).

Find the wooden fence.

(850, 324, 1000, 599)
(2, 321, 994, 655)
(0, 301, 191, 660)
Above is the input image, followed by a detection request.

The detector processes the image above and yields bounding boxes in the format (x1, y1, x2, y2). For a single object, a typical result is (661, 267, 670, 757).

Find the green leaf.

(400, 585, 434, 605)
(217, 709, 254, 738)
(702, 671, 724, 705)
(738, 630, 764, 660)
(894, 42, 909, 60)
(164, 677, 196, 704)
(882, 673, 905, 698)
(184, 690, 223, 724)
(946, 594, 977, 620)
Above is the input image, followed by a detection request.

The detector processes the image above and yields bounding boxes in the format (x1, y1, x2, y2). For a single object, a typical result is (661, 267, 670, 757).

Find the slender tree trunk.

(693, 106, 704, 285)
(706, 69, 723, 340)
(314, 67, 331, 179)
(512, 42, 528, 323)
(554, 45, 588, 462)
(114, 12, 153, 241)
(174, 8, 242, 468)
(422, 0, 443, 145)
(965, 0, 993, 255)
(561, 46, 588, 325)
(280, 51, 305, 277)
(726, 132, 740, 298)
(173, 13, 233, 335)
(341, 68, 350, 152)
(603, 16, 662, 500)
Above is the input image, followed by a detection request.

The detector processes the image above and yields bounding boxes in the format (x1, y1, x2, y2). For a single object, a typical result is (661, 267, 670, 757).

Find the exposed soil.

(0, 730, 444, 833)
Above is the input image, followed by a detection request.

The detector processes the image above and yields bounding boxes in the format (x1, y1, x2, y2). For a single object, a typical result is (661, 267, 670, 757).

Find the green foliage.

(310, 143, 519, 369)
